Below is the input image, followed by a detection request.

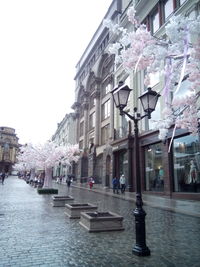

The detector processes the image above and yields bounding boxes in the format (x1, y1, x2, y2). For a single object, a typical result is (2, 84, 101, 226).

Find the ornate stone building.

(0, 126, 19, 174)
(51, 0, 200, 201)
(72, 0, 200, 201)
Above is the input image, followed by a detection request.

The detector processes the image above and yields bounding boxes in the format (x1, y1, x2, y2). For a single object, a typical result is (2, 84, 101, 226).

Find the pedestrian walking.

(66, 175, 72, 191)
(1, 172, 5, 185)
(120, 174, 126, 193)
(112, 177, 120, 194)
(88, 177, 94, 189)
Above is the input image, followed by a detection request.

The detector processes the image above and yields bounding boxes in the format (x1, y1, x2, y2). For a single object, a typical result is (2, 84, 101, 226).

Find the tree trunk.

(30, 168, 35, 181)
(43, 167, 52, 188)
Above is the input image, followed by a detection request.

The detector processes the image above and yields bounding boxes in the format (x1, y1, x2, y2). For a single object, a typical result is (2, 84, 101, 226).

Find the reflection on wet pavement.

(0, 176, 200, 267)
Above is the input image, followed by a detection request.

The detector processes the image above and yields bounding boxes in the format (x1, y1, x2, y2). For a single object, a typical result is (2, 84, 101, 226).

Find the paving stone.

(0, 176, 200, 267)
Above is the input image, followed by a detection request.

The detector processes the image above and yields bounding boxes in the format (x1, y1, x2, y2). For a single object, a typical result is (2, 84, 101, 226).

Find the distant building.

(0, 126, 20, 174)
(52, 113, 77, 178)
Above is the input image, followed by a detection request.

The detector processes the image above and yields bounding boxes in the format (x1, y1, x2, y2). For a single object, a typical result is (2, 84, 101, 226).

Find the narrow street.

(0, 176, 200, 267)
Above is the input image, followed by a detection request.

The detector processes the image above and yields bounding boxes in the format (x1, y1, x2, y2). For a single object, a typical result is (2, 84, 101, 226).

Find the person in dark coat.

(112, 177, 120, 194)
(1, 172, 5, 185)
(66, 175, 72, 191)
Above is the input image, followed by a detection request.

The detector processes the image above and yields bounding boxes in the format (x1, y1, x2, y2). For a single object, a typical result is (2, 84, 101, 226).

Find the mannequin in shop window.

(188, 160, 197, 184)
(153, 167, 164, 189)
(159, 167, 164, 185)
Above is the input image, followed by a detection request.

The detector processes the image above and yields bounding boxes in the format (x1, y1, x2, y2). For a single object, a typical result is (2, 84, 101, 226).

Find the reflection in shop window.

(145, 143, 164, 191)
(119, 150, 128, 183)
(173, 135, 200, 192)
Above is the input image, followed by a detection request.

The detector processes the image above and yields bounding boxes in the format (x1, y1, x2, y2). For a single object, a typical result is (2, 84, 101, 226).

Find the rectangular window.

(89, 112, 95, 130)
(101, 124, 110, 145)
(101, 99, 110, 120)
(102, 82, 111, 97)
(180, 0, 187, 5)
(80, 121, 84, 136)
(89, 95, 96, 109)
(164, 0, 174, 21)
(79, 140, 83, 150)
(173, 135, 200, 192)
(149, 72, 160, 88)
(145, 143, 164, 192)
(147, 88, 161, 131)
(151, 9, 159, 33)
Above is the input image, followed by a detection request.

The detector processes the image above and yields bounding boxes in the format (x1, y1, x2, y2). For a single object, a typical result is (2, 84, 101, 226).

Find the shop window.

(173, 135, 200, 192)
(119, 150, 128, 181)
(145, 143, 164, 191)
(101, 100, 110, 120)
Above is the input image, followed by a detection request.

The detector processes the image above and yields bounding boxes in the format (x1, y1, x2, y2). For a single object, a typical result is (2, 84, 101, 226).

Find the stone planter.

(52, 195, 74, 207)
(79, 211, 124, 232)
(65, 203, 98, 219)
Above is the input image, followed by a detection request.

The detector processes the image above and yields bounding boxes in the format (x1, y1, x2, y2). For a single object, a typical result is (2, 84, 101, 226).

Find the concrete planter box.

(79, 211, 124, 232)
(52, 195, 74, 207)
(65, 203, 98, 219)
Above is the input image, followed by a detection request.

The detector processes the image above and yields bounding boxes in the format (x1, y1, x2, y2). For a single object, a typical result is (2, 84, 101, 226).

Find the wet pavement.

(0, 176, 200, 267)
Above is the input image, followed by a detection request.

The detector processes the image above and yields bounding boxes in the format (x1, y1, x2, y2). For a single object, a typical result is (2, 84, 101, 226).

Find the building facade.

(52, 113, 77, 178)
(0, 126, 19, 174)
(72, 0, 200, 200)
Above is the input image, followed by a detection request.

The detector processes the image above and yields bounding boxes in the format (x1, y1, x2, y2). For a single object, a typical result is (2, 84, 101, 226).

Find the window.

(149, 72, 160, 88)
(101, 124, 110, 145)
(180, 0, 187, 5)
(89, 113, 95, 130)
(151, 8, 159, 33)
(80, 121, 84, 136)
(105, 83, 111, 95)
(172, 77, 192, 116)
(145, 143, 164, 191)
(79, 140, 83, 149)
(164, 0, 174, 21)
(102, 81, 111, 97)
(146, 86, 161, 131)
(89, 95, 96, 109)
(173, 135, 200, 192)
(101, 100, 110, 120)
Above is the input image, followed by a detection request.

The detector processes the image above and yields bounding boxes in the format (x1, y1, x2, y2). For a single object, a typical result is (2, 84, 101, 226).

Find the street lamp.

(111, 82, 160, 256)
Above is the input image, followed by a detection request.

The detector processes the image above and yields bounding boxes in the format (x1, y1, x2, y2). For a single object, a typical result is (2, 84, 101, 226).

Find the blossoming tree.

(15, 142, 80, 188)
(15, 143, 39, 180)
(104, 4, 200, 144)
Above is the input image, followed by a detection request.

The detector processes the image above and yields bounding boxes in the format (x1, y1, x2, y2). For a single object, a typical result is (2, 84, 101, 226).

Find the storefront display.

(173, 135, 200, 192)
(145, 143, 164, 191)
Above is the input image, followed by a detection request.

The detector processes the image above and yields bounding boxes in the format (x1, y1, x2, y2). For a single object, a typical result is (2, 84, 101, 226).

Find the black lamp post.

(111, 82, 160, 256)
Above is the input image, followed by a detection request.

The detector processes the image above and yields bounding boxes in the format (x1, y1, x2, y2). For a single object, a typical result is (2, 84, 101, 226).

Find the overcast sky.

(0, 0, 113, 145)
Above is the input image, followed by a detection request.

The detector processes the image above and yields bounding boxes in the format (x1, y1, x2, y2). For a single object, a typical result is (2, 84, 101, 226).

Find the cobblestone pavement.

(0, 176, 200, 267)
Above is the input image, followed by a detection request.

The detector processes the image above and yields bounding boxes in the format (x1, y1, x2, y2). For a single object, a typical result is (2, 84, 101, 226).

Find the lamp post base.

(132, 245, 150, 256)
(133, 198, 150, 257)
